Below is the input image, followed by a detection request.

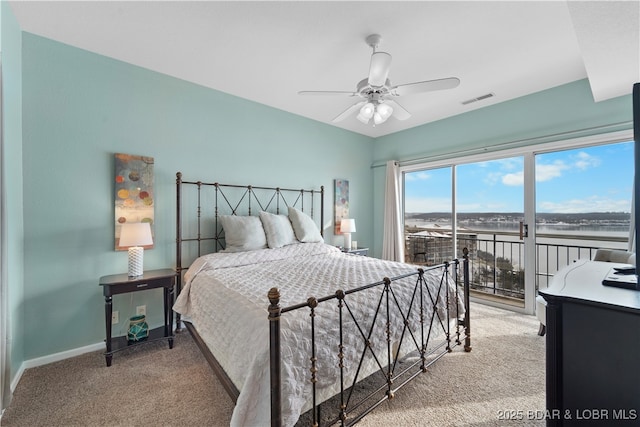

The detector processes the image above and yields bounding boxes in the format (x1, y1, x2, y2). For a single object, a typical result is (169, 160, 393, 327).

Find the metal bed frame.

(175, 172, 471, 426)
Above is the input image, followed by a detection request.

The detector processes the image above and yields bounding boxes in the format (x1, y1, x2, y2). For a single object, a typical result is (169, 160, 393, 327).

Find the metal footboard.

(268, 252, 471, 426)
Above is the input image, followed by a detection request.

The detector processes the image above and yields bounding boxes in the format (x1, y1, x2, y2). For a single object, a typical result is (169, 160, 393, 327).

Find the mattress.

(173, 242, 463, 426)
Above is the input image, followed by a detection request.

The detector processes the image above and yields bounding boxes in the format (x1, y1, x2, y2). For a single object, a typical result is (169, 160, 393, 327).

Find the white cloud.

(405, 171, 430, 182)
(406, 197, 515, 213)
(405, 197, 450, 212)
(496, 152, 600, 187)
(502, 171, 523, 186)
(499, 156, 590, 186)
(572, 151, 600, 170)
(536, 161, 567, 182)
(484, 171, 503, 186)
(495, 158, 521, 171)
(538, 196, 630, 213)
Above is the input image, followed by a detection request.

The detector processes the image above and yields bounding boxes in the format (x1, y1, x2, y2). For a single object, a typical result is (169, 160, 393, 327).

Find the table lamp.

(340, 218, 356, 251)
(119, 222, 153, 277)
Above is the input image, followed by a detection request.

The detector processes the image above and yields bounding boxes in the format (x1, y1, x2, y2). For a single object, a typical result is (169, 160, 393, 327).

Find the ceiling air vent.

(462, 93, 495, 105)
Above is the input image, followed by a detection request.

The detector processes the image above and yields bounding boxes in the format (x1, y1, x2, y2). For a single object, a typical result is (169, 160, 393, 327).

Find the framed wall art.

(114, 153, 155, 250)
(334, 179, 349, 234)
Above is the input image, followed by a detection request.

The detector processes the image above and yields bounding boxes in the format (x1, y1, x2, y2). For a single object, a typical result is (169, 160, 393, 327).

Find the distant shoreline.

(405, 218, 630, 237)
(406, 211, 630, 233)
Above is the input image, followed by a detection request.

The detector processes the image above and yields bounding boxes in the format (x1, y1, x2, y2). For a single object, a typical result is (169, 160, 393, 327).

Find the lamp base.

(128, 246, 144, 277)
(344, 233, 352, 251)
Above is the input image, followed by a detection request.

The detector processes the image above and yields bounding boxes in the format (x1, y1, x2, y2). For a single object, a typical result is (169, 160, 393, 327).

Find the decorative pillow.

(259, 211, 298, 248)
(219, 215, 267, 252)
(288, 207, 324, 243)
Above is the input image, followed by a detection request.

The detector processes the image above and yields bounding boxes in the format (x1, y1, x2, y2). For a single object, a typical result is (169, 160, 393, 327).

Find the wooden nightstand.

(99, 268, 177, 366)
(343, 247, 369, 256)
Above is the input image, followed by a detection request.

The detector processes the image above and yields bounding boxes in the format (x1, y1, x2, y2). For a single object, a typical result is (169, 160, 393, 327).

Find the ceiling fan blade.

(332, 101, 366, 123)
(392, 77, 460, 96)
(368, 52, 392, 87)
(298, 90, 358, 96)
(384, 99, 411, 121)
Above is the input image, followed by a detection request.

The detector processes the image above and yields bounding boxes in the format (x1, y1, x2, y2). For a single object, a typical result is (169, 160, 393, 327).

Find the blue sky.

(404, 140, 634, 214)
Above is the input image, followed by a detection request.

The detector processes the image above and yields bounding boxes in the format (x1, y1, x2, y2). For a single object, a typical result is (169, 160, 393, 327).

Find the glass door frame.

(400, 129, 633, 315)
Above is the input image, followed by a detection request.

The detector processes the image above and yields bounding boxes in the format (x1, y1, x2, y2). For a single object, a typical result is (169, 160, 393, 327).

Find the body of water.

(406, 218, 630, 286)
(407, 218, 629, 237)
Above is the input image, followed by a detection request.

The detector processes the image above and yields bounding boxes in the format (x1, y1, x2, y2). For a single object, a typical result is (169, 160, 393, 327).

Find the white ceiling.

(8, 1, 640, 138)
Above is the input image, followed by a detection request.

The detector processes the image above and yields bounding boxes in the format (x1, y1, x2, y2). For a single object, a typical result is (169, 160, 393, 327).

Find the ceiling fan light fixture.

(356, 112, 370, 124)
(298, 33, 459, 128)
(377, 103, 393, 120)
(359, 102, 375, 119)
(360, 102, 393, 125)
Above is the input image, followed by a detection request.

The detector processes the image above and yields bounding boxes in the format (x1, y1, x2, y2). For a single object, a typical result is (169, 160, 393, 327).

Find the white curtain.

(382, 160, 405, 262)
(0, 57, 10, 412)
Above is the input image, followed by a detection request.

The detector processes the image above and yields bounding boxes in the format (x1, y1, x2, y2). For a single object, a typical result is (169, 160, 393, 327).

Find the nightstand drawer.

(100, 269, 176, 296)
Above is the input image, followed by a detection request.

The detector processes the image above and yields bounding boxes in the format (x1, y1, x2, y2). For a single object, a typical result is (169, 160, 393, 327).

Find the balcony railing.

(406, 230, 629, 301)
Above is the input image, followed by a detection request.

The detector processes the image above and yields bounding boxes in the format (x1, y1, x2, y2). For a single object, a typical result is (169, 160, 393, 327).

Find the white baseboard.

(10, 322, 184, 393)
(10, 364, 24, 394)
(11, 341, 104, 392)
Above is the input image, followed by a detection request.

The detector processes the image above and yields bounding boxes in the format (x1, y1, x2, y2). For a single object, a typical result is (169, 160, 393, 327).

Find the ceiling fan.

(299, 34, 460, 126)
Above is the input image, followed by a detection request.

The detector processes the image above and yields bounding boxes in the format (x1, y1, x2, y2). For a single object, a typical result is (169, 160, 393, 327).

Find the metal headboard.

(175, 171, 325, 289)
(174, 171, 325, 391)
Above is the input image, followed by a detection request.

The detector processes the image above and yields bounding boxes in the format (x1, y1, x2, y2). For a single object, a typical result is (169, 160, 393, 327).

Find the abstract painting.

(114, 153, 154, 250)
(334, 179, 349, 234)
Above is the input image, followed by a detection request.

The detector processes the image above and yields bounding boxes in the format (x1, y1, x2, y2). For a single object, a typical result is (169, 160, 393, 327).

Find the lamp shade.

(340, 218, 356, 233)
(119, 222, 153, 277)
(119, 222, 153, 247)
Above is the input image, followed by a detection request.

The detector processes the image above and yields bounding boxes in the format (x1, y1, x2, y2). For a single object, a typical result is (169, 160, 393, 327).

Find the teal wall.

(2, 11, 635, 384)
(371, 80, 633, 256)
(19, 33, 372, 361)
(2, 2, 25, 385)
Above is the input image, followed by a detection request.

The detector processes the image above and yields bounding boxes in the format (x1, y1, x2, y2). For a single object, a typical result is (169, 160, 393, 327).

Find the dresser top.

(540, 259, 640, 312)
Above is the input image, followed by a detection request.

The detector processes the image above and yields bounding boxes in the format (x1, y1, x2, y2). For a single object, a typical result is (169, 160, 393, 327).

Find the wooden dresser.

(540, 260, 640, 426)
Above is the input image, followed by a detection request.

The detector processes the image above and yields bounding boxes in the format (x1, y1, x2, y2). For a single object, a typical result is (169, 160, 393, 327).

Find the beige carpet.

(1, 303, 545, 426)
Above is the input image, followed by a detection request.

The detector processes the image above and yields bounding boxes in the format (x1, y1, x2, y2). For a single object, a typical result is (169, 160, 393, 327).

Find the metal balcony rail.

(406, 230, 628, 300)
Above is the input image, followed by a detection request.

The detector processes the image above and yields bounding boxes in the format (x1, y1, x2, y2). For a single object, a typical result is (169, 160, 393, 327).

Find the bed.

(173, 173, 471, 426)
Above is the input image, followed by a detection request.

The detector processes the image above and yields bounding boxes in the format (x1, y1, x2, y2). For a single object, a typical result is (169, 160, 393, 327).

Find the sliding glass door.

(404, 157, 529, 310)
(402, 132, 634, 314)
(534, 141, 633, 292)
(404, 167, 452, 265)
(456, 157, 528, 309)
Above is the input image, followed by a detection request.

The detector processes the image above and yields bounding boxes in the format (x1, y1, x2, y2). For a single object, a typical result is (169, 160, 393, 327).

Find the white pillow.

(219, 215, 267, 252)
(288, 206, 324, 243)
(259, 211, 298, 248)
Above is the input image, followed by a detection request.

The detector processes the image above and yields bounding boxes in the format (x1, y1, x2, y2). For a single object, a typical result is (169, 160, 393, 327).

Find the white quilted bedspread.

(173, 243, 463, 426)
